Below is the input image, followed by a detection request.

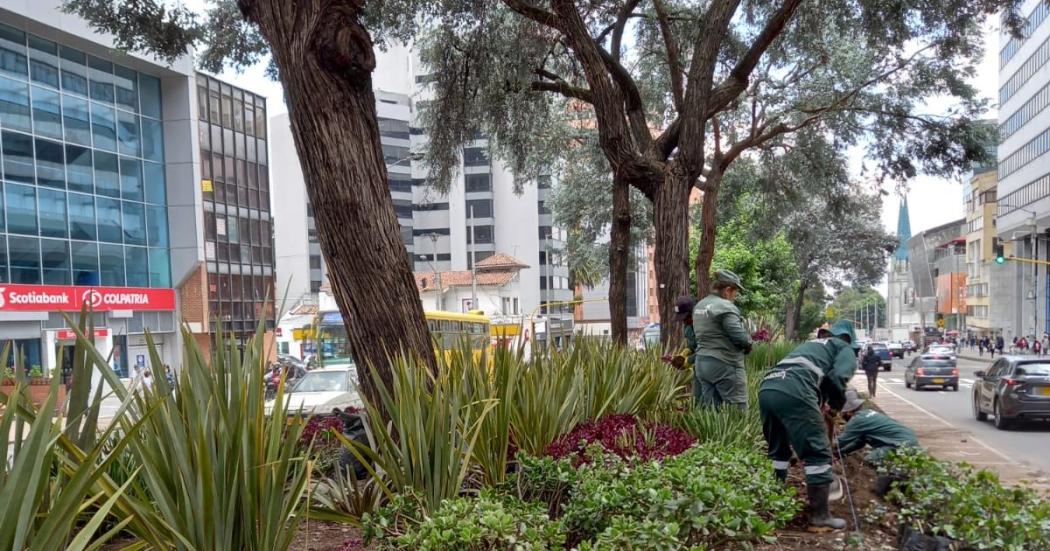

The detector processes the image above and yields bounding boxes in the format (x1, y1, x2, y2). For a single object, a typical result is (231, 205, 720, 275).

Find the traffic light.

(994, 237, 1006, 264)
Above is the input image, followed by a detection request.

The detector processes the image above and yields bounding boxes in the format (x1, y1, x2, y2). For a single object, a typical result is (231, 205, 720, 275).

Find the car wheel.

(973, 394, 987, 421)
(884, 365, 891, 372)
(993, 399, 1012, 430)
(905, 379, 912, 389)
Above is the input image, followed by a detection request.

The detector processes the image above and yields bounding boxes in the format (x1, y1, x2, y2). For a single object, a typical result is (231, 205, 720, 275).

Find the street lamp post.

(418, 233, 443, 311)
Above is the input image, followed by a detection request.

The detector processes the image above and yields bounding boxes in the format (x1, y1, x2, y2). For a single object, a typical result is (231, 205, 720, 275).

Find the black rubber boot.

(774, 469, 787, 483)
(806, 483, 846, 532)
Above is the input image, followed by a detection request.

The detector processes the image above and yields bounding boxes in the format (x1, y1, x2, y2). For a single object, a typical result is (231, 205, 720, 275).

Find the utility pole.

(1032, 213, 1039, 339)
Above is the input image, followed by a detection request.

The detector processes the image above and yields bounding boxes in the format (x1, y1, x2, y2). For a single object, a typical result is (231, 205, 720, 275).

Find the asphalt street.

(872, 353, 1050, 475)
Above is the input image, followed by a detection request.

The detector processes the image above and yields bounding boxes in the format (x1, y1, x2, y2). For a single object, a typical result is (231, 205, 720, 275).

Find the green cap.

(713, 269, 747, 292)
(829, 320, 858, 348)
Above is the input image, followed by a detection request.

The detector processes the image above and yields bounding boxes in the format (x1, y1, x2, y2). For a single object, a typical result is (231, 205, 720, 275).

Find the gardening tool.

(832, 425, 864, 546)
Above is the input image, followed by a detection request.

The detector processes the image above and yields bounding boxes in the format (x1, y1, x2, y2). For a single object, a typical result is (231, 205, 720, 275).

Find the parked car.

(905, 353, 959, 391)
(902, 341, 916, 354)
(870, 343, 893, 371)
(887, 341, 904, 359)
(264, 365, 361, 416)
(973, 357, 1050, 429)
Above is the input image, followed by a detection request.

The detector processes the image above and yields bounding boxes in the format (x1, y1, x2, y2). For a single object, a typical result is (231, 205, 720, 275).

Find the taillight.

(916, 368, 925, 376)
(1003, 378, 1021, 386)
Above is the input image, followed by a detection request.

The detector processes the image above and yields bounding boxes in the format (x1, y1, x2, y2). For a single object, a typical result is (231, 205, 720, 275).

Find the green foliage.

(559, 444, 799, 548)
(831, 286, 887, 329)
(364, 490, 565, 550)
(883, 448, 1050, 550)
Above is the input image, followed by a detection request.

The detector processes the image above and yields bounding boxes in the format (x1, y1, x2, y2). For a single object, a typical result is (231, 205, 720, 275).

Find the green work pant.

(758, 385, 834, 485)
(694, 356, 748, 410)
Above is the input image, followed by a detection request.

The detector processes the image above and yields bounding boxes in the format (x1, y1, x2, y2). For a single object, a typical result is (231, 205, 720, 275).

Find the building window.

(465, 174, 491, 192)
(468, 224, 494, 244)
(378, 117, 410, 140)
(463, 147, 489, 167)
(466, 199, 492, 218)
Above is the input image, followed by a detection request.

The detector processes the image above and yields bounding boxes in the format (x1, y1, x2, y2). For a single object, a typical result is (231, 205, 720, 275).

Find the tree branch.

(652, 0, 684, 110)
(502, 0, 565, 31)
(530, 80, 594, 102)
(611, 0, 642, 63)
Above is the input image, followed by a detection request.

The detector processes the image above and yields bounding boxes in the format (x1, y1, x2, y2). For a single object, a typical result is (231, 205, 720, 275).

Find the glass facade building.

(196, 74, 274, 337)
(0, 22, 170, 289)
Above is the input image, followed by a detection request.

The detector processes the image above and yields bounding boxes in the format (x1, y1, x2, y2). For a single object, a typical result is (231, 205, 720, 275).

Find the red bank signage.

(56, 328, 110, 340)
(0, 285, 176, 312)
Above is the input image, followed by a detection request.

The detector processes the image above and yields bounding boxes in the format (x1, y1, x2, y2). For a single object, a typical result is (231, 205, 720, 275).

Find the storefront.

(0, 284, 177, 381)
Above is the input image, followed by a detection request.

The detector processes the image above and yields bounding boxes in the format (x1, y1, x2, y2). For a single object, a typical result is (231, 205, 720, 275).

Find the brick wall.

(178, 262, 209, 329)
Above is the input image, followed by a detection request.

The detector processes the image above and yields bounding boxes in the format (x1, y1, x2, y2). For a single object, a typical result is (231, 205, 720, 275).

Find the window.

(0, 23, 27, 78)
(468, 225, 494, 244)
(538, 200, 550, 214)
(31, 86, 62, 139)
(28, 35, 59, 88)
(466, 199, 493, 218)
(0, 76, 30, 132)
(538, 226, 552, 240)
(378, 117, 410, 139)
(121, 202, 146, 246)
(2, 130, 34, 184)
(88, 55, 114, 103)
(119, 157, 143, 200)
(94, 151, 119, 197)
(389, 178, 412, 193)
(8, 236, 40, 283)
(382, 144, 409, 164)
(412, 228, 450, 236)
(62, 94, 91, 145)
(117, 110, 140, 156)
(6, 183, 36, 234)
(147, 205, 168, 246)
(113, 65, 137, 111)
(98, 243, 124, 285)
(90, 102, 117, 151)
(125, 246, 148, 286)
(40, 238, 70, 284)
(465, 174, 490, 192)
(68, 192, 96, 240)
(463, 147, 488, 167)
(414, 202, 448, 212)
(71, 241, 98, 285)
(149, 248, 170, 287)
(537, 175, 551, 189)
(59, 46, 87, 96)
(35, 138, 65, 188)
(96, 197, 122, 243)
(1001, 1, 1050, 67)
(37, 188, 67, 238)
(139, 74, 161, 119)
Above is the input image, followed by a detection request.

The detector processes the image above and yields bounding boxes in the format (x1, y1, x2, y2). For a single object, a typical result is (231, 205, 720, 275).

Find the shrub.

(560, 443, 799, 547)
(363, 490, 564, 550)
(677, 405, 762, 449)
(299, 414, 347, 476)
(883, 447, 1050, 550)
(506, 454, 581, 517)
(545, 414, 694, 464)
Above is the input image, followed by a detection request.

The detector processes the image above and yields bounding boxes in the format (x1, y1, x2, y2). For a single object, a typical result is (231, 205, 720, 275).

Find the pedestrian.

(662, 296, 697, 371)
(834, 389, 919, 465)
(861, 344, 880, 398)
(1035, 340, 1042, 356)
(758, 319, 858, 532)
(141, 369, 154, 392)
(996, 334, 1004, 357)
(164, 364, 176, 389)
(693, 270, 753, 409)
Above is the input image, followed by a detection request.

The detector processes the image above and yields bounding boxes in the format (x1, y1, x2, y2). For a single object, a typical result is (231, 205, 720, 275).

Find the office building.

(0, 3, 272, 376)
(906, 219, 966, 338)
(996, 0, 1050, 339)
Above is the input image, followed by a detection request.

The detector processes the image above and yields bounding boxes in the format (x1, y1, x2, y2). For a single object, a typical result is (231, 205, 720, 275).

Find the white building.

(414, 253, 527, 314)
(996, 1, 1050, 339)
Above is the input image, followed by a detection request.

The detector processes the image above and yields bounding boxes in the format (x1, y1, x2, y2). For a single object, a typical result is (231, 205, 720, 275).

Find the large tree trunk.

(694, 170, 722, 295)
(245, 0, 435, 406)
(784, 280, 808, 341)
(654, 175, 693, 345)
(608, 174, 631, 346)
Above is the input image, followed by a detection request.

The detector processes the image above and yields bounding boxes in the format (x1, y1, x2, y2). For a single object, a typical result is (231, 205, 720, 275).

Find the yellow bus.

(314, 309, 491, 367)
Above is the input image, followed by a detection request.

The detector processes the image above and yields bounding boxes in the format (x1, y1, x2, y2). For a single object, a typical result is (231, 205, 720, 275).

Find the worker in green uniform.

(662, 296, 697, 370)
(835, 389, 919, 465)
(693, 270, 752, 409)
(758, 319, 858, 532)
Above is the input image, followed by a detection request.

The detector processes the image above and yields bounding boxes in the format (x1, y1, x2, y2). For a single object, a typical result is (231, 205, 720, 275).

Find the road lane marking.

(876, 381, 1015, 463)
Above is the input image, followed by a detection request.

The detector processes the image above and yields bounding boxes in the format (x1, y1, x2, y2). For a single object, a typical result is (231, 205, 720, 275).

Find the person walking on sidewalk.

(861, 344, 880, 397)
(835, 389, 919, 465)
(758, 320, 858, 532)
(996, 334, 1004, 357)
(693, 270, 753, 409)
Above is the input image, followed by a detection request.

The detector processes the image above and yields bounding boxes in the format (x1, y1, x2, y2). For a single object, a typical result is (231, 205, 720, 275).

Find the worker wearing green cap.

(758, 319, 859, 532)
(692, 269, 753, 409)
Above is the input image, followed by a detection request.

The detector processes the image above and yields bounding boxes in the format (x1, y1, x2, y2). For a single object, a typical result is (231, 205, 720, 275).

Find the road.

(874, 353, 1050, 474)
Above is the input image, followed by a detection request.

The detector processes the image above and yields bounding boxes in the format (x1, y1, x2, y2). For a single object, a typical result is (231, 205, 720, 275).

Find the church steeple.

(894, 197, 911, 261)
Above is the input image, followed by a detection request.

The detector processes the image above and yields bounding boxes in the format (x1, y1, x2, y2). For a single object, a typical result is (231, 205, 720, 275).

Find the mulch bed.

(290, 521, 363, 551)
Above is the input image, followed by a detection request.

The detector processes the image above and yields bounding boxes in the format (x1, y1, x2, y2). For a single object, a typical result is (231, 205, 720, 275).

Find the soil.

(290, 521, 364, 551)
(758, 454, 901, 551)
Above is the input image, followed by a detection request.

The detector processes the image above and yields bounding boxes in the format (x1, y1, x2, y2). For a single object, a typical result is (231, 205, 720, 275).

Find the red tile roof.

(476, 253, 529, 271)
(415, 253, 526, 291)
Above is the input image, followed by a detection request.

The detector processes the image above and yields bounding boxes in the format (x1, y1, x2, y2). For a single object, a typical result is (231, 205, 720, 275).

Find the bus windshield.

(317, 312, 354, 366)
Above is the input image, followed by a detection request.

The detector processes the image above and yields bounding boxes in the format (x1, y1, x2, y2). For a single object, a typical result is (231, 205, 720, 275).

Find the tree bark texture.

(608, 174, 631, 345)
(654, 176, 693, 345)
(694, 170, 722, 296)
(784, 280, 808, 341)
(242, 0, 435, 406)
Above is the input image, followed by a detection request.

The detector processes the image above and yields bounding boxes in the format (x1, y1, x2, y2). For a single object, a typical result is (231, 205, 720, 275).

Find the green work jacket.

(693, 293, 751, 368)
(760, 337, 857, 410)
(837, 409, 918, 455)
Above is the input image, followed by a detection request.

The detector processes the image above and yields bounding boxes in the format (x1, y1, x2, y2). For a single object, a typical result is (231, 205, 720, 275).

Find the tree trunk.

(608, 174, 631, 346)
(654, 174, 693, 345)
(245, 0, 435, 407)
(694, 170, 722, 295)
(785, 280, 808, 341)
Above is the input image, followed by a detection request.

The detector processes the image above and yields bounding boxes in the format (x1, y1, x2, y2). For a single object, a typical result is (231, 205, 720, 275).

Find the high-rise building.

(0, 4, 273, 376)
(996, 2, 1050, 339)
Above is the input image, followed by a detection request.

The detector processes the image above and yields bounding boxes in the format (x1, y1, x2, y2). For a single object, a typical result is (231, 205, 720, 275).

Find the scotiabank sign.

(0, 284, 176, 312)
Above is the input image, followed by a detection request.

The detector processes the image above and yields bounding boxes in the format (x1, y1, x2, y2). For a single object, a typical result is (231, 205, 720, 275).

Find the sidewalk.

(849, 379, 1050, 492)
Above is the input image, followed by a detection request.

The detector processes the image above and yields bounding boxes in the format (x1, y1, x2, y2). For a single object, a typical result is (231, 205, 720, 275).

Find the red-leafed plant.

(545, 414, 694, 464)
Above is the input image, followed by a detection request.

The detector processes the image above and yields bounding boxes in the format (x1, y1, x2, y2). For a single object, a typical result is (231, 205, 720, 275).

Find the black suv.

(972, 357, 1050, 429)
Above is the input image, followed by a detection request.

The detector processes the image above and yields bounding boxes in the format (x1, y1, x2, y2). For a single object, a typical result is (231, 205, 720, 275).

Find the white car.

(265, 365, 361, 416)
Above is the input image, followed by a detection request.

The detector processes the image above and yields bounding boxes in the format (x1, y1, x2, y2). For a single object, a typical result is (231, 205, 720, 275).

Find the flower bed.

(545, 414, 695, 464)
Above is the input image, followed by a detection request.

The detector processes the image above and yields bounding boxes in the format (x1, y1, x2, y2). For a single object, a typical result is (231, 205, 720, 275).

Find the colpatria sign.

(0, 285, 175, 312)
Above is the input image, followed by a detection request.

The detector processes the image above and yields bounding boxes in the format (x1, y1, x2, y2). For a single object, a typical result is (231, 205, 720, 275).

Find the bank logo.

(0, 287, 6, 308)
(82, 289, 103, 308)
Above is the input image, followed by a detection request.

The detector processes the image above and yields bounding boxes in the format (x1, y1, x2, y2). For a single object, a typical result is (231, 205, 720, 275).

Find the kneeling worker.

(758, 320, 859, 532)
(836, 389, 918, 465)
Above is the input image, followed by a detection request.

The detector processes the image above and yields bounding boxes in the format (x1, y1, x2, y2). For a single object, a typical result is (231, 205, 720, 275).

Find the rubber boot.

(806, 483, 846, 532)
(774, 469, 787, 483)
